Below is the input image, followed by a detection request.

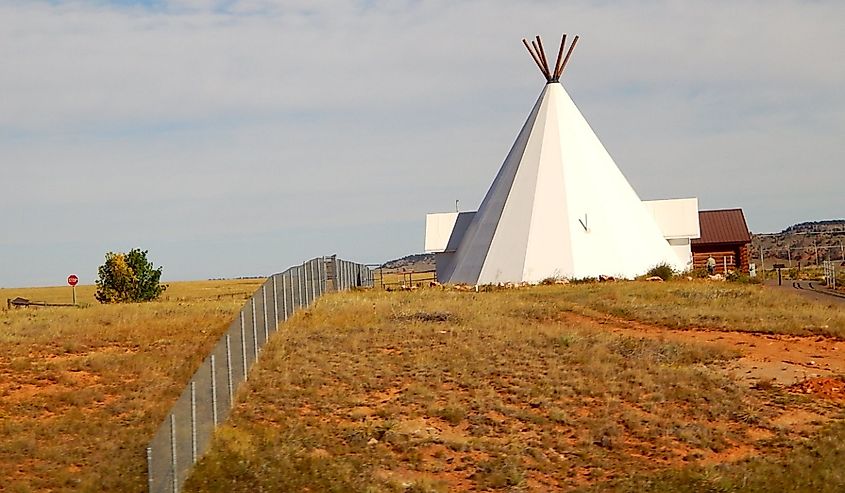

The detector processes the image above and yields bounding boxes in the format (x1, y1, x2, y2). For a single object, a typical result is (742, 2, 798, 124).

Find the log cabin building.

(691, 208, 752, 274)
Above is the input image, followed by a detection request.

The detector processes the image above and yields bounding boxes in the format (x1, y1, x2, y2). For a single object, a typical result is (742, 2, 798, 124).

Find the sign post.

(67, 275, 79, 305)
(773, 263, 785, 287)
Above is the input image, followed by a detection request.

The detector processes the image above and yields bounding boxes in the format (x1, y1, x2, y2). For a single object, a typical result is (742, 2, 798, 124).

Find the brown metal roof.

(691, 209, 751, 245)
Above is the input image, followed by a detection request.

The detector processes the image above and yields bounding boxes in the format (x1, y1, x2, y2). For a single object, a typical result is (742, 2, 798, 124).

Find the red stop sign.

(67, 275, 79, 286)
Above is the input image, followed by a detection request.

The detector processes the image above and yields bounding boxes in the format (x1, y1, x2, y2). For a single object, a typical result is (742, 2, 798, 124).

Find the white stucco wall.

(424, 212, 459, 253)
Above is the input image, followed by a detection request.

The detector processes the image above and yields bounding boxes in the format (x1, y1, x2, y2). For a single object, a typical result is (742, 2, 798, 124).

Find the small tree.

(95, 248, 167, 303)
(645, 262, 676, 281)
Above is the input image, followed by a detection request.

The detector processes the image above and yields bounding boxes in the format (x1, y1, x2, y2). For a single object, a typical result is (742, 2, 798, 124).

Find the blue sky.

(1, 0, 843, 287)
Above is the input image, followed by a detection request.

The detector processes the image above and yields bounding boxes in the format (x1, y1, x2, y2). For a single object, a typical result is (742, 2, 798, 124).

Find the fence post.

(306, 262, 312, 305)
(170, 414, 177, 493)
(313, 260, 318, 300)
(309, 260, 316, 301)
(210, 354, 218, 426)
(272, 276, 279, 327)
(240, 313, 248, 381)
(334, 258, 343, 293)
(251, 299, 258, 360)
(262, 285, 269, 340)
(190, 381, 197, 464)
(302, 262, 308, 306)
(282, 271, 288, 320)
(307, 262, 312, 304)
(336, 260, 341, 291)
(315, 260, 321, 296)
(305, 261, 310, 302)
(308, 262, 313, 301)
(298, 265, 304, 307)
(225, 334, 233, 404)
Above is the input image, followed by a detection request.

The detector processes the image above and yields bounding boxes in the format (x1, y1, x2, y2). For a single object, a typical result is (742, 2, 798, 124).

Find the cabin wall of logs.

(691, 244, 751, 274)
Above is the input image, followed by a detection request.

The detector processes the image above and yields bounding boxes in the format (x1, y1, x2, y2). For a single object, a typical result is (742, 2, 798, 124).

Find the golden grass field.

(0, 279, 263, 493)
(185, 282, 845, 492)
(2, 279, 845, 492)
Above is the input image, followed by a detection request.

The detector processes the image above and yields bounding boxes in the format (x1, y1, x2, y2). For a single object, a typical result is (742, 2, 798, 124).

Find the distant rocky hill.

(380, 253, 435, 272)
(752, 220, 845, 266)
(782, 220, 845, 234)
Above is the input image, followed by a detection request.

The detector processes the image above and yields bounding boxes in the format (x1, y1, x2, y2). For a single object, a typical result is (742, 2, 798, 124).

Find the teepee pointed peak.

(522, 33, 580, 83)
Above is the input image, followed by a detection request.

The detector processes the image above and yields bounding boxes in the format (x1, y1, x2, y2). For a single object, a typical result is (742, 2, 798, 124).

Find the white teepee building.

(426, 34, 695, 284)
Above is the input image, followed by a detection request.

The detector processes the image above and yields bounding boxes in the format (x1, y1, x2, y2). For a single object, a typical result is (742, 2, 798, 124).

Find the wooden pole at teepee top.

(530, 39, 550, 80)
(522, 38, 548, 79)
(535, 35, 551, 79)
(558, 35, 580, 77)
(553, 34, 567, 80)
(523, 33, 579, 83)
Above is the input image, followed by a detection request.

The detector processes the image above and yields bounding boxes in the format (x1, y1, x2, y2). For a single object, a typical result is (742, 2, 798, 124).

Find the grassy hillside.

(2, 279, 842, 491)
(538, 281, 845, 337)
(185, 285, 845, 492)
(0, 279, 262, 492)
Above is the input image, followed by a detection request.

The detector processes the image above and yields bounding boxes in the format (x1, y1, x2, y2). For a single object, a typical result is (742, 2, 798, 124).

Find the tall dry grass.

(2, 279, 842, 491)
(0, 278, 263, 306)
(584, 420, 845, 492)
(186, 287, 842, 492)
(0, 278, 262, 492)
(535, 281, 845, 337)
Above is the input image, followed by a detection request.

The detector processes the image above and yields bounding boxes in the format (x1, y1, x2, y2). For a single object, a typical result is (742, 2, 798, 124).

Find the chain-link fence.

(146, 256, 373, 493)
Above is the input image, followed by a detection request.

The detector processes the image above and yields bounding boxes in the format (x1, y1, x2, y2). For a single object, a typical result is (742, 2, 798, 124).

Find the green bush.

(645, 263, 676, 281)
(540, 276, 563, 285)
(95, 248, 167, 303)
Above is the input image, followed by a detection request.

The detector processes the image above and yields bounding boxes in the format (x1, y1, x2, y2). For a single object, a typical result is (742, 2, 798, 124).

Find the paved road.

(766, 279, 845, 306)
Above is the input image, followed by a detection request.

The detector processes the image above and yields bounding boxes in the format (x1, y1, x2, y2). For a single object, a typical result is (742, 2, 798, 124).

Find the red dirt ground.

(566, 311, 845, 388)
(789, 377, 845, 400)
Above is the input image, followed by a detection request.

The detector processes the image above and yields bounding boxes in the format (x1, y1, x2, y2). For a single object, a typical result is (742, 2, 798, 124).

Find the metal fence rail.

(146, 256, 372, 493)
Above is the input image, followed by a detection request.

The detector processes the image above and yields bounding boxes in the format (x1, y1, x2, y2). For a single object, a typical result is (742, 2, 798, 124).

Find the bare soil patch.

(567, 310, 845, 388)
(789, 377, 845, 400)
